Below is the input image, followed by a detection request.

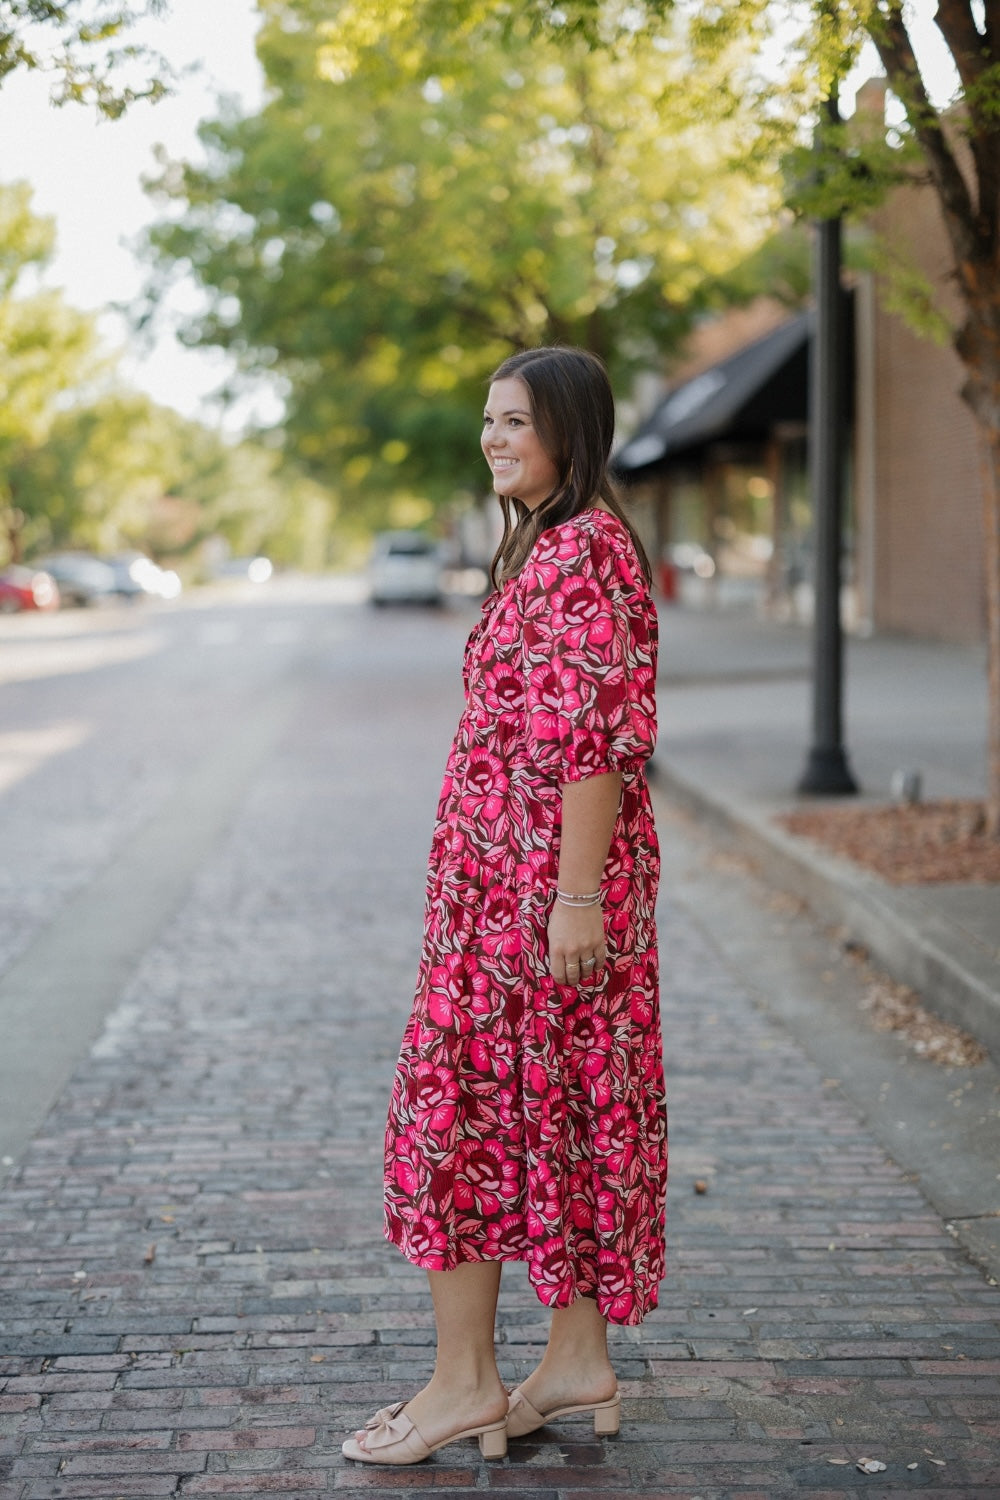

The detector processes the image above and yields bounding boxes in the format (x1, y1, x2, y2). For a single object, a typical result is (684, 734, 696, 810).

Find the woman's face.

(482, 376, 560, 512)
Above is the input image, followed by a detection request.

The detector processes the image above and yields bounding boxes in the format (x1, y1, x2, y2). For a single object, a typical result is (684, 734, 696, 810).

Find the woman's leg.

(359, 1261, 508, 1449)
(516, 1295, 618, 1414)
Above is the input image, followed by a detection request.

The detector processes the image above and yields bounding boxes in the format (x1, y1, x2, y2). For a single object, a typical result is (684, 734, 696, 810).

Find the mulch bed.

(775, 799, 1000, 884)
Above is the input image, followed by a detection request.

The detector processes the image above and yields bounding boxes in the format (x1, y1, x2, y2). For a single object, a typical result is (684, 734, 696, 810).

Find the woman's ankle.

(520, 1353, 617, 1406)
(427, 1367, 507, 1404)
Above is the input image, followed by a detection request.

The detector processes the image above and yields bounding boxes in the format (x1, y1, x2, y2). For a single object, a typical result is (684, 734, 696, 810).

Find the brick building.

(617, 81, 987, 646)
(854, 83, 985, 643)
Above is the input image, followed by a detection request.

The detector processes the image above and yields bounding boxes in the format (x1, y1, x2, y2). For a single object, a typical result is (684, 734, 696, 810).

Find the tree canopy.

(142, 0, 804, 521)
(0, 0, 169, 114)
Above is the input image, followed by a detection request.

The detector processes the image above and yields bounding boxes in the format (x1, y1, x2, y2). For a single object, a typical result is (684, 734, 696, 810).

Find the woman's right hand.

(547, 900, 607, 986)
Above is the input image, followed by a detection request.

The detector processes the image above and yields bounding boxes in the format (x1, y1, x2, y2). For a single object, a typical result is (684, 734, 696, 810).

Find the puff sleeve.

(519, 521, 657, 783)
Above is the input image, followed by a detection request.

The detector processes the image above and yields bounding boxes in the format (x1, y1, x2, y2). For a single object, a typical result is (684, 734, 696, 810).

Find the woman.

(343, 346, 666, 1466)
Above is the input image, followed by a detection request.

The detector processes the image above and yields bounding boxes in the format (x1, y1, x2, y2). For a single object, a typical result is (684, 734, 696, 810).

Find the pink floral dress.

(383, 508, 666, 1325)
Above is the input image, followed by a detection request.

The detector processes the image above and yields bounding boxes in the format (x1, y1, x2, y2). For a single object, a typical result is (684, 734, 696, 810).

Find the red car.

(0, 565, 60, 613)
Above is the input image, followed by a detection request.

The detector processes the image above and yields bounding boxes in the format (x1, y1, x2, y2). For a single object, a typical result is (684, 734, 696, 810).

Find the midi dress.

(383, 507, 666, 1325)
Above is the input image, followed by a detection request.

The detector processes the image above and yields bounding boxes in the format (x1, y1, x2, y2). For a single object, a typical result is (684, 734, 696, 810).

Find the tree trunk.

(957, 304, 1000, 836)
(979, 425, 1000, 835)
(2, 505, 24, 565)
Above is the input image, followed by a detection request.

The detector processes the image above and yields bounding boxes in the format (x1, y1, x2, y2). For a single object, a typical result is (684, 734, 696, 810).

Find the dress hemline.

(384, 1226, 664, 1327)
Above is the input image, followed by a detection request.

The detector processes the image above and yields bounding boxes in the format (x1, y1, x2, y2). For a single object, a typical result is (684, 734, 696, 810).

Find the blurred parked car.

(32, 553, 117, 607)
(0, 565, 60, 613)
(107, 552, 183, 601)
(369, 531, 443, 606)
(214, 555, 273, 584)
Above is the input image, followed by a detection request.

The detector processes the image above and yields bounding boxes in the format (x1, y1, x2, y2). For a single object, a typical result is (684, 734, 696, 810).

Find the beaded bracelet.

(555, 888, 603, 907)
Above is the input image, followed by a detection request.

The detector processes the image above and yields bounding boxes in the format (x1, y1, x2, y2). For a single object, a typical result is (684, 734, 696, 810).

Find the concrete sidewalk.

(654, 605, 1000, 1058)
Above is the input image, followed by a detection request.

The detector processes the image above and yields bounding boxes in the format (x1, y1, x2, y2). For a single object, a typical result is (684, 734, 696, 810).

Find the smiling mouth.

(490, 458, 517, 470)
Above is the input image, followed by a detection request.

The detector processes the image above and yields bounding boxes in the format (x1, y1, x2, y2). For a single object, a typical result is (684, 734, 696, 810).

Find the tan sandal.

(506, 1387, 621, 1438)
(341, 1400, 508, 1464)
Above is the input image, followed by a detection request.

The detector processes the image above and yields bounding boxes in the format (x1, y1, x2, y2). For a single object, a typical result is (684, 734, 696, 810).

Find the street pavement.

(1, 582, 999, 1497)
(654, 604, 1000, 1066)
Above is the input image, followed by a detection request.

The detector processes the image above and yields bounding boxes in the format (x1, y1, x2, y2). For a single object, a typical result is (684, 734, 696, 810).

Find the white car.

(369, 531, 444, 606)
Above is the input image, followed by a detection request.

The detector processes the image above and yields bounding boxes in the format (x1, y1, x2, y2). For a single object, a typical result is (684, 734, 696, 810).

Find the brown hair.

(486, 346, 652, 589)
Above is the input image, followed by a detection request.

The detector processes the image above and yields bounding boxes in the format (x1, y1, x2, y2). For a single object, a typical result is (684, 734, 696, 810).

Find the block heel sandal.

(506, 1388, 621, 1439)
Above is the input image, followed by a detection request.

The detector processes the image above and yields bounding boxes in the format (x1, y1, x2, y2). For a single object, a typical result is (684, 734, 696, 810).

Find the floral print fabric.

(383, 508, 666, 1325)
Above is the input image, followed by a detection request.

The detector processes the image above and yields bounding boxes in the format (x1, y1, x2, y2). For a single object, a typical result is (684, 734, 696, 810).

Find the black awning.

(615, 311, 811, 474)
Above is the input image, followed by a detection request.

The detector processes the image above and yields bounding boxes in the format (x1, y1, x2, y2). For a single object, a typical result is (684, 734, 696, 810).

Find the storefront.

(615, 310, 834, 619)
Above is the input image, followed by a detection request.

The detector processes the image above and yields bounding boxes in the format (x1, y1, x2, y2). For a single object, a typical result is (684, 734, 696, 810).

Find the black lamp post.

(798, 91, 859, 797)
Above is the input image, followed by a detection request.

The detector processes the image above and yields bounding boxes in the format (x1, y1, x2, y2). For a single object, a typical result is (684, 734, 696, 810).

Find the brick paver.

(1, 614, 999, 1498)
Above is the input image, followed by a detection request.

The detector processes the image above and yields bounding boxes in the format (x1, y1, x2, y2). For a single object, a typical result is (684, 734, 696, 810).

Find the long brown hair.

(486, 346, 652, 590)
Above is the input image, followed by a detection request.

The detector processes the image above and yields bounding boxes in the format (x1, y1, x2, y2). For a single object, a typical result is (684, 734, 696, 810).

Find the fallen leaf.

(929, 1459, 946, 1467)
(742, 1308, 758, 1316)
(856, 1458, 887, 1474)
(309, 1354, 325, 1363)
(907, 1463, 918, 1470)
(776, 799, 1000, 885)
(143, 1244, 156, 1265)
(827, 1457, 850, 1465)
(159, 1214, 174, 1225)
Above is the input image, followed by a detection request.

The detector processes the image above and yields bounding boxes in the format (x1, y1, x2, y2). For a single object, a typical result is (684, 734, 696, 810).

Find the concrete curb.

(653, 757, 1000, 1063)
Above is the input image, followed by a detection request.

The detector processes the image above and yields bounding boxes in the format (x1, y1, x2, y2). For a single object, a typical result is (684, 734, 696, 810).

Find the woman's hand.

(549, 771, 622, 985)
(547, 899, 607, 987)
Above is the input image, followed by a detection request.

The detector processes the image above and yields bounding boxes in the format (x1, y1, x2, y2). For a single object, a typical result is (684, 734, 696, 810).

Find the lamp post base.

(797, 745, 859, 796)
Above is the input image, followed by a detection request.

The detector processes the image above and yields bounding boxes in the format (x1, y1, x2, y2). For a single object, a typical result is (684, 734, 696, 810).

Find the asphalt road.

(0, 577, 474, 1171)
(2, 579, 998, 1233)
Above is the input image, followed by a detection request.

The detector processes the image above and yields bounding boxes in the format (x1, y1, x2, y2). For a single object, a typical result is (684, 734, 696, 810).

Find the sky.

(0, 0, 960, 435)
(0, 0, 267, 429)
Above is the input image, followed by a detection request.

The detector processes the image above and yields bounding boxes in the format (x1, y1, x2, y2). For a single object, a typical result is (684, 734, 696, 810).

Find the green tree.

(0, 169, 339, 572)
(142, 0, 799, 525)
(0, 0, 168, 115)
(0, 181, 101, 559)
(10, 385, 339, 570)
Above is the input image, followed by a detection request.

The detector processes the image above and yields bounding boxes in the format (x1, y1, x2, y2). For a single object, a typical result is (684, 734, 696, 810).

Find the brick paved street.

(1, 593, 999, 1497)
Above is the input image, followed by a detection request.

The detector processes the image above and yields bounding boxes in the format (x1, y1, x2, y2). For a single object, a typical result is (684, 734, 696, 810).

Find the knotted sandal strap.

(363, 1402, 405, 1431)
(354, 1402, 431, 1461)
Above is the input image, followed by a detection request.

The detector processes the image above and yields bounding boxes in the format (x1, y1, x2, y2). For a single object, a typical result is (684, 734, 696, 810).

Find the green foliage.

(0, 0, 170, 115)
(0, 179, 55, 290)
(0, 182, 103, 555)
(8, 381, 340, 569)
(0, 179, 337, 569)
(713, 221, 813, 309)
(783, 121, 919, 220)
(850, 229, 952, 346)
(142, 0, 803, 513)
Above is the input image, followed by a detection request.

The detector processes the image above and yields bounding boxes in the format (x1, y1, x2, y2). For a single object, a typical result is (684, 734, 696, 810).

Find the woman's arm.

(547, 770, 622, 986)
